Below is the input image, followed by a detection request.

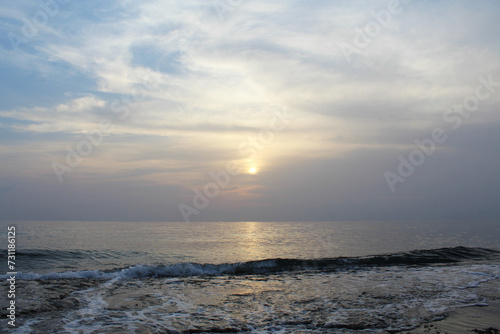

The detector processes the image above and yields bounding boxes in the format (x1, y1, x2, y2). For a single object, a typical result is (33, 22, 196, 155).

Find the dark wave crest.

(2, 246, 498, 280)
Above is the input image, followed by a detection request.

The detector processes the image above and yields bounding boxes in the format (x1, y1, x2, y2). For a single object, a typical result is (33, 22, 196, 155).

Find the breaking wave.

(2, 246, 498, 281)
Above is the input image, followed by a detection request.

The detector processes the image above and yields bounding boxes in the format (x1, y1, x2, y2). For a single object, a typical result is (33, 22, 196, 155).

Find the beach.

(405, 302, 500, 334)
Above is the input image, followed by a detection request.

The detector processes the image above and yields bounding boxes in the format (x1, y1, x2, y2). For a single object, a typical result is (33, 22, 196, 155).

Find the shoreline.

(403, 301, 500, 334)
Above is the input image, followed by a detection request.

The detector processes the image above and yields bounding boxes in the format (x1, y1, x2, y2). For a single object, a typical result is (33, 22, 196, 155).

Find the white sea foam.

(3, 262, 498, 333)
(7, 318, 42, 334)
(1, 262, 243, 281)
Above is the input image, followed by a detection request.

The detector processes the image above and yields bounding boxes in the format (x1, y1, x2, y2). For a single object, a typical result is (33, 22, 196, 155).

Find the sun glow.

(249, 167, 257, 174)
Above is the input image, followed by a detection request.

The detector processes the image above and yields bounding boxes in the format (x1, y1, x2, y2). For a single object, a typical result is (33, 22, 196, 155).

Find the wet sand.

(403, 302, 500, 334)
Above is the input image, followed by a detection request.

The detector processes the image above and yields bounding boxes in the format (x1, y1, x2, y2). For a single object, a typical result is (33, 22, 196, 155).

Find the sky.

(0, 0, 499, 222)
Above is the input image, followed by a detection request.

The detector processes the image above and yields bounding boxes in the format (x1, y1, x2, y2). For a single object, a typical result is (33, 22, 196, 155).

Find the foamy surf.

(1, 261, 498, 333)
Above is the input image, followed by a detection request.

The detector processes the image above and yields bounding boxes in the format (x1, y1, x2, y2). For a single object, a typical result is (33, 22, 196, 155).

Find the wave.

(2, 246, 498, 281)
(0, 248, 146, 260)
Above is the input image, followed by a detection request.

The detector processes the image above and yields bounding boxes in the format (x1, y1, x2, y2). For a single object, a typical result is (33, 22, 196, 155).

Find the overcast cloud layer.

(1, 0, 499, 222)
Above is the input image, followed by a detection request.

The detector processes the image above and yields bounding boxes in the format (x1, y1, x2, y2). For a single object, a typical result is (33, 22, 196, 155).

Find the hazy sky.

(1, 0, 499, 222)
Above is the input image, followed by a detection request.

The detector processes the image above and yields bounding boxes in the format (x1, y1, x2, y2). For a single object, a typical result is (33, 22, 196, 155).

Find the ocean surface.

(0, 220, 499, 333)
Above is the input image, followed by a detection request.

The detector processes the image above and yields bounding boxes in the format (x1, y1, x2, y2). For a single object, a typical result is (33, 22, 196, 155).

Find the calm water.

(0, 220, 499, 333)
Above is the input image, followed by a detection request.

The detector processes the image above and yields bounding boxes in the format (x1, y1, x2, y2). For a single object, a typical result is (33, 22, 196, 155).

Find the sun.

(249, 167, 257, 174)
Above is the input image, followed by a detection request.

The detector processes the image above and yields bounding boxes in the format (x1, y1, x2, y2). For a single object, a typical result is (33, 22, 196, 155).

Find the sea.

(0, 220, 499, 333)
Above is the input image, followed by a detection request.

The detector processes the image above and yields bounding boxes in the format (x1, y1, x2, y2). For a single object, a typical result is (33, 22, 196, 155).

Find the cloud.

(0, 0, 499, 221)
(0, 96, 106, 133)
